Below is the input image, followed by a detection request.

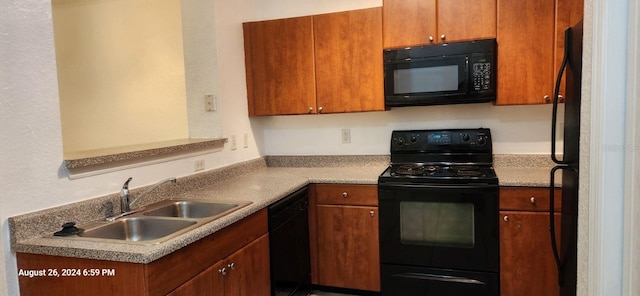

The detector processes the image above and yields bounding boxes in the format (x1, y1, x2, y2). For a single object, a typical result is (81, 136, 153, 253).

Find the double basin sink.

(66, 199, 251, 245)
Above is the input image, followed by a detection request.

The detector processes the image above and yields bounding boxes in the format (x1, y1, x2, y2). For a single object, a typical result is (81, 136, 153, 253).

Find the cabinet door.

(554, 0, 584, 100)
(243, 17, 316, 116)
(316, 205, 380, 291)
(167, 260, 225, 296)
(383, 0, 437, 48)
(438, 0, 496, 43)
(313, 8, 384, 114)
(225, 234, 271, 296)
(496, 0, 556, 105)
(500, 211, 561, 296)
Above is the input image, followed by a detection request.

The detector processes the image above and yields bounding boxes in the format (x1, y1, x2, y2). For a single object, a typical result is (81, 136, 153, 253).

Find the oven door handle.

(378, 183, 497, 190)
(392, 272, 486, 285)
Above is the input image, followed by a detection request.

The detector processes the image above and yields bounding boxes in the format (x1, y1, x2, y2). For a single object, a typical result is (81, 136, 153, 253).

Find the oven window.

(400, 201, 475, 248)
(393, 65, 459, 94)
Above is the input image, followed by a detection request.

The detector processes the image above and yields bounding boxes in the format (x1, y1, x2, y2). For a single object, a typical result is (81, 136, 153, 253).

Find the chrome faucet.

(119, 177, 177, 213)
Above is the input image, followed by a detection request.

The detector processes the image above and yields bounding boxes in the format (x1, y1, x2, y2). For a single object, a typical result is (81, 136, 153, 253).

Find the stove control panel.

(427, 132, 451, 145)
(390, 128, 493, 164)
(392, 129, 492, 150)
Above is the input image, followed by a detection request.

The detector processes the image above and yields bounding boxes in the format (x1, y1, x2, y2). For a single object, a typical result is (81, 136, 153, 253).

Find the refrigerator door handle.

(551, 28, 572, 165)
(550, 165, 577, 286)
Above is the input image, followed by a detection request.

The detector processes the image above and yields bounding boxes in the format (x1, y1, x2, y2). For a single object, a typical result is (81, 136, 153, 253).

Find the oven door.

(378, 183, 499, 272)
(384, 55, 469, 107)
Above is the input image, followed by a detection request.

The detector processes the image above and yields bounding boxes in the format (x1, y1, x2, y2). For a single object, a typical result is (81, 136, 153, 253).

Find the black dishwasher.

(268, 186, 312, 296)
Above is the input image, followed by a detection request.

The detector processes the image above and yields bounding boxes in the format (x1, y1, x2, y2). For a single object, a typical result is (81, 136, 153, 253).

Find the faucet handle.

(122, 177, 133, 190)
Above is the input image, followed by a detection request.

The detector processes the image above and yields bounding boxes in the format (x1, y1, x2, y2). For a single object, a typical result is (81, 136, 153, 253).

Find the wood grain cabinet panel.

(167, 261, 225, 296)
(500, 187, 562, 211)
(243, 16, 316, 116)
(315, 183, 378, 206)
(383, 0, 496, 48)
(316, 205, 380, 291)
(311, 184, 380, 292)
(224, 234, 271, 296)
(244, 8, 384, 116)
(168, 234, 270, 296)
(499, 187, 562, 296)
(314, 8, 384, 113)
(496, 0, 583, 105)
(500, 211, 561, 296)
(496, 0, 556, 105)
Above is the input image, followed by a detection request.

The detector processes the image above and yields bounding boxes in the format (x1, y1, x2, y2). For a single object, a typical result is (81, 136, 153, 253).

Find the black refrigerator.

(550, 20, 583, 296)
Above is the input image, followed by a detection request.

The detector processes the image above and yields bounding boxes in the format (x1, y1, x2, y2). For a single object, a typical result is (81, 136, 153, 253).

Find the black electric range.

(378, 128, 500, 296)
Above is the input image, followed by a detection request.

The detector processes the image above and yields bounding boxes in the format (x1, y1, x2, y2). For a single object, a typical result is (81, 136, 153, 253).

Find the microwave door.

(385, 55, 468, 106)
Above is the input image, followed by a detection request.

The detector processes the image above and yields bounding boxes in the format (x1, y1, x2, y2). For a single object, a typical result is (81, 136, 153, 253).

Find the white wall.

(0, 0, 259, 295)
(258, 103, 559, 155)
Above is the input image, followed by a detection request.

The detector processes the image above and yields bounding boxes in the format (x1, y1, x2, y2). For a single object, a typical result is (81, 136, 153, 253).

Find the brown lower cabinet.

(168, 234, 270, 296)
(499, 187, 562, 296)
(17, 209, 270, 296)
(310, 184, 380, 292)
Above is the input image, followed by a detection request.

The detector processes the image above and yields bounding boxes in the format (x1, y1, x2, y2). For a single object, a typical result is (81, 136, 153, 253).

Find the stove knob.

(396, 138, 405, 146)
(477, 136, 486, 146)
(410, 135, 418, 143)
(462, 133, 470, 142)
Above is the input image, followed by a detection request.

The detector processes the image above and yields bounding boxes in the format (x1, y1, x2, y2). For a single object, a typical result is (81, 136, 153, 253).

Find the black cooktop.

(379, 164, 498, 184)
(379, 128, 498, 185)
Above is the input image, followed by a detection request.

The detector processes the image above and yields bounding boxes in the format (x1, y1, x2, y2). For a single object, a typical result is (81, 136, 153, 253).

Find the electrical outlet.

(341, 129, 351, 144)
(231, 134, 237, 150)
(243, 133, 249, 148)
(194, 159, 205, 171)
(205, 95, 216, 112)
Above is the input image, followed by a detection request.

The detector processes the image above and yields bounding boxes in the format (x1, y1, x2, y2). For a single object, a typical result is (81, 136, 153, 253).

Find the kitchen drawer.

(499, 187, 561, 212)
(315, 184, 378, 206)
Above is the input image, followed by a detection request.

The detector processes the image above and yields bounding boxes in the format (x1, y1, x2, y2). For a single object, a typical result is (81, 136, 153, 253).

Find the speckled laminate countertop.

(10, 154, 556, 264)
(10, 162, 386, 264)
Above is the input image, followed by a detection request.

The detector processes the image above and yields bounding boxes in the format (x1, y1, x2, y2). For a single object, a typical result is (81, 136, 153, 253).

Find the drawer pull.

(219, 267, 227, 275)
(370, 210, 375, 217)
(503, 216, 509, 222)
(227, 262, 236, 270)
(530, 197, 536, 204)
(342, 192, 348, 198)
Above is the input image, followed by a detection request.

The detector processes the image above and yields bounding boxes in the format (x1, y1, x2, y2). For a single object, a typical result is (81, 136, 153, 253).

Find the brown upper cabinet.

(243, 16, 316, 116)
(495, 0, 583, 105)
(383, 0, 496, 48)
(243, 7, 384, 116)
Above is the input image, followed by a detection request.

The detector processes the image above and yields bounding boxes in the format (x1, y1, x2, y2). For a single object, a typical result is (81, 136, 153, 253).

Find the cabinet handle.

(370, 210, 375, 217)
(440, 34, 446, 40)
(530, 197, 536, 204)
(558, 94, 565, 103)
(342, 192, 348, 198)
(428, 35, 434, 41)
(227, 262, 236, 270)
(308, 107, 314, 113)
(219, 267, 227, 275)
(544, 95, 551, 103)
(503, 216, 509, 222)
(318, 106, 323, 113)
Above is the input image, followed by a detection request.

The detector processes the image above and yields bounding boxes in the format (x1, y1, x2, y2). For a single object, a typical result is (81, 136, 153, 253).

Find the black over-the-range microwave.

(383, 38, 496, 108)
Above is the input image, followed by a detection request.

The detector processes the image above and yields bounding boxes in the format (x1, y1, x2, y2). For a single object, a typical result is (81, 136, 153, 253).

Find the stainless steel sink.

(60, 199, 252, 245)
(143, 200, 250, 219)
(78, 217, 197, 242)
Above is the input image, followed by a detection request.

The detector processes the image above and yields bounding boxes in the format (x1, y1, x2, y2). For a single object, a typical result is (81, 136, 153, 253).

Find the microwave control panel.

(472, 62, 492, 91)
